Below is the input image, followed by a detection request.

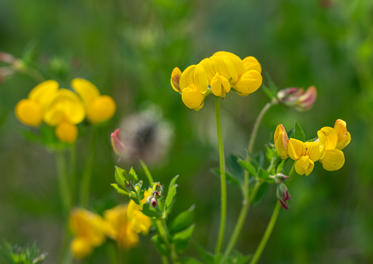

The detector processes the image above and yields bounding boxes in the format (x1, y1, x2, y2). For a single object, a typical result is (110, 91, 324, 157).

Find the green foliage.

(0, 243, 46, 264)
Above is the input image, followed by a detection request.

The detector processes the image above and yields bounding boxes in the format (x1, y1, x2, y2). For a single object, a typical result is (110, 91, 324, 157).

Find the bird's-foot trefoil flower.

(317, 119, 351, 171)
(288, 138, 321, 176)
(274, 124, 289, 159)
(72, 78, 116, 124)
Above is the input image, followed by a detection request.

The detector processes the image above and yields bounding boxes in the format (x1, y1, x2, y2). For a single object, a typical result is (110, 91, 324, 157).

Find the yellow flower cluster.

(70, 200, 151, 259)
(15, 79, 116, 143)
(170, 51, 263, 110)
(274, 119, 351, 176)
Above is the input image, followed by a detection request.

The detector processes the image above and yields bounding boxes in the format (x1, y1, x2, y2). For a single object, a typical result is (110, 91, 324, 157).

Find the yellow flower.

(70, 209, 108, 259)
(317, 119, 350, 171)
(104, 203, 151, 249)
(274, 124, 289, 159)
(72, 78, 116, 123)
(170, 51, 263, 110)
(15, 80, 59, 127)
(43, 89, 85, 143)
(211, 73, 231, 97)
(288, 138, 321, 176)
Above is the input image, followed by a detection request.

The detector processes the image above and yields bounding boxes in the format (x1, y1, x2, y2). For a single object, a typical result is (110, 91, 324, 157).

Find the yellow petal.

(71, 238, 92, 259)
(181, 86, 205, 110)
(56, 122, 78, 143)
(211, 54, 239, 83)
(199, 58, 217, 82)
(305, 141, 321, 161)
(274, 124, 289, 159)
(86, 95, 116, 123)
(288, 138, 305, 160)
(15, 99, 43, 127)
(179, 65, 196, 91)
(72, 78, 100, 105)
(193, 64, 209, 93)
(334, 119, 351, 150)
(211, 73, 231, 97)
(213, 51, 245, 80)
(242, 56, 262, 73)
(44, 89, 85, 125)
(233, 70, 262, 96)
(317, 126, 337, 152)
(295, 156, 314, 176)
(170, 67, 182, 93)
(28, 80, 59, 109)
(321, 149, 345, 171)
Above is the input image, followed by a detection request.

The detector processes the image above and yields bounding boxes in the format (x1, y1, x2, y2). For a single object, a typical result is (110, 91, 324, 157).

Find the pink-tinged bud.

(170, 67, 182, 93)
(0, 52, 15, 64)
(277, 86, 317, 112)
(0, 67, 14, 83)
(274, 124, 289, 159)
(276, 183, 290, 210)
(151, 197, 157, 208)
(111, 128, 125, 155)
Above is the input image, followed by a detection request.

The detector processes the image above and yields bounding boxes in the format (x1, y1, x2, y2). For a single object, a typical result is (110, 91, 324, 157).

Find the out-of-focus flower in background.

(112, 106, 173, 165)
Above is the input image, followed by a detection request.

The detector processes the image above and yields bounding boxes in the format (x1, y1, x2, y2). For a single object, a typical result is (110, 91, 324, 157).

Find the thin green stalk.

(140, 160, 154, 185)
(248, 101, 275, 154)
(215, 97, 227, 255)
(250, 201, 281, 264)
(80, 128, 97, 207)
(69, 144, 76, 205)
(56, 151, 71, 214)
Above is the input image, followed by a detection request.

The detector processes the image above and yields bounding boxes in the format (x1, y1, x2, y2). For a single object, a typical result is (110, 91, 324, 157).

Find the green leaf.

(226, 155, 245, 184)
(128, 167, 139, 182)
(111, 183, 128, 196)
(238, 159, 257, 177)
(258, 168, 270, 180)
(181, 257, 203, 264)
(165, 175, 179, 215)
(152, 235, 169, 256)
(114, 166, 127, 187)
(170, 205, 195, 234)
(142, 202, 162, 218)
(172, 224, 195, 253)
(253, 183, 269, 204)
(225, 250, 251, 264)
(294, 122, 306, 141)
(276, 160, 286, 174)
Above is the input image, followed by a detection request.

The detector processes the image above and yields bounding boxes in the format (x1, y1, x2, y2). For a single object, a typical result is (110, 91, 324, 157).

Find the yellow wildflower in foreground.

(72, 78, 116, 123)
(15, 80, 59, 126)
(317, 119, 351, 171)
(70, 209, 109, 259)
(170, 51, 263, 110)
(288, 138, 321, 176)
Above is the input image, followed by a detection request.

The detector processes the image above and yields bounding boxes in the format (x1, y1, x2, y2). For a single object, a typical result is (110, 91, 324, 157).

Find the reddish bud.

(111, 128, 125, 155)
(277, 86, 317, 112)
(151, 197, 157, 208)
(0, 52, 15, 64)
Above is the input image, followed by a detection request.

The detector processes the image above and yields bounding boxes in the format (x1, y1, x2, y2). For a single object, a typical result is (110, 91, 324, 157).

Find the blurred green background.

(0, 0, 372, 263)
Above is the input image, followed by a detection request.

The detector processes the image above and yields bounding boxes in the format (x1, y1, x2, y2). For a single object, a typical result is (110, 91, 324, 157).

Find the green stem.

(215, 97, 227, 255)
(69, 144, 76, 205)
(248, 101, 275, 154)
(250, 201, 281, 264)
(56, 151, 71, 214)
(80, 128, 97, 207)
(156, 220, 179, 263)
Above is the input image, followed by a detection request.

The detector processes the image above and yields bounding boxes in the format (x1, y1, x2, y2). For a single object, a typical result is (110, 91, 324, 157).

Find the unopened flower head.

(276, 183, 290, 210)
(114, 106, 173, 165)
(171, 51, 263, 110)
(277, 86, 317, 111)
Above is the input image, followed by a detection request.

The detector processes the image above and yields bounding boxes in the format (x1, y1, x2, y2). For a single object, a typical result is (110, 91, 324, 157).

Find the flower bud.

(276, 183, 290, 210)
(277, 86, 317, 111)
(0, 52, 15, 64)
(170, 67, 182, 93)
(211, 73, 231, 98)
(151, 197, 157, 208)
(111, 128, 125, 155)
(274, 124, 289, 159)
(0, 67, 14, 83)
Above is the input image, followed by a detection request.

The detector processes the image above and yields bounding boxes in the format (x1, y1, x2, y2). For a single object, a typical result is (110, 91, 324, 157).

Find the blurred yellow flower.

(104, 203, 151, 249)
(274, 124, 289, 159)
(317, 119, 351, 171)
(288, 138, 321, 176)
(70, 209, 109, 259)
(72, 78, 116, 123)
(15, 80, 59, 126)
(170, 51, 262, 110)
